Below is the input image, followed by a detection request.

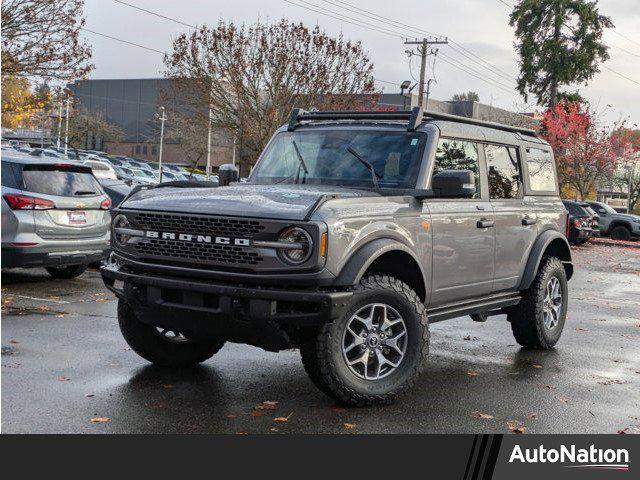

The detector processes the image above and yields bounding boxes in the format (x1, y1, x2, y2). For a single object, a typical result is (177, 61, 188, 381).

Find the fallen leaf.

(526, 413, 538, 420)
(226, 414, 237, 419)
(473, 412, 494, 420)
(467, 371, 479, 377)
(270, 428, 279, 432)
(575, 327, 589, 332)
(617, 427, 629, 434)
(507, 420, 526, 434)
(532, 364, 543, 369)
(36, 305, 48, 311)
(95, 298, 108, 302)
(331, 406, 347, 413)
(84, 393, 94, 398)
(9, 339, 19, 344)
(57, 376, 70, 382)
(254, 401, 278, 410)
(161, 384, 174, 389)
(250, 410, 266, 417)
(89, 417, 110, 423)
(274, 412, 293, 422)
(55, 314, 65, 318)
(343, 422, 357, 429)
(558, 397, 569, 404)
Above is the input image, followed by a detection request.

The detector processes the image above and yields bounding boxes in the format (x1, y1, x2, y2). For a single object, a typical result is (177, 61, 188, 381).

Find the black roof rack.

(287, 106, 538, 136)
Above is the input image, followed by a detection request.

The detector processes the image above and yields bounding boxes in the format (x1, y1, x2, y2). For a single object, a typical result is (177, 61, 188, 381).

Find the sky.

(81, 0, 640, 125)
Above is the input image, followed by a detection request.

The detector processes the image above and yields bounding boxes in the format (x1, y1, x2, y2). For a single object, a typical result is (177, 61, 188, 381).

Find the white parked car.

(83, 159, 118, 180)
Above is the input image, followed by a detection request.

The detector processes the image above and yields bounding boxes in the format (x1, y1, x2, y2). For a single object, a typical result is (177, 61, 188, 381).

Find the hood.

(119, 183, 379, 221)
(615, 213, 640, 222)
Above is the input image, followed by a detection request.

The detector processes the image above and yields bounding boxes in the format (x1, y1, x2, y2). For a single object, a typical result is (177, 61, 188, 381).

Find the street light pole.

(627, 165, 634, 214)
(56, 101, 63, 148)
(206, 105, 212, 180)
(63, 98, 70, 158)
(157, 106, 166, 183)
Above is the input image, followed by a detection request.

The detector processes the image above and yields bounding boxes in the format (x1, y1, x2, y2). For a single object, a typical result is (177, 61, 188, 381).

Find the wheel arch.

(607, 220, 632, 234)
(333, 239, 427, 302)
(519, 230, 573, 290)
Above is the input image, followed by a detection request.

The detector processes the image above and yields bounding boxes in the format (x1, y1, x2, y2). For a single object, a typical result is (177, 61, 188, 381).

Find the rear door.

(485, 143, 536, 291)
(428, 138, 495, 305)
(20, 164, 110, 239)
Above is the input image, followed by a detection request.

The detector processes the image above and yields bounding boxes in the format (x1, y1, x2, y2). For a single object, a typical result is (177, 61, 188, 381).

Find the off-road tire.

(300, 275, 429, 407)
(45, 264, 87, 279)
(508, 256, 568, 349)
(118, 300, 225, 367)
(610, 225, 631, 241)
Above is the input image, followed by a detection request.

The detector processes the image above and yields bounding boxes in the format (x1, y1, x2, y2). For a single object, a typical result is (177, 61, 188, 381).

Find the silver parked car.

(1, 152, 111, 278)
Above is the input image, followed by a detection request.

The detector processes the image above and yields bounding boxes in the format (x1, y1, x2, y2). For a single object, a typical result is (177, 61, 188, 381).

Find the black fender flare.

(519, 230, 573, 290)
(333, 238, 427, 291)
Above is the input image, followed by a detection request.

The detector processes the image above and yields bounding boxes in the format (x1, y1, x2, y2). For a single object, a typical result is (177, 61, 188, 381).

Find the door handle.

(521, 216, 537, 226)
(477, 218, 494, 228)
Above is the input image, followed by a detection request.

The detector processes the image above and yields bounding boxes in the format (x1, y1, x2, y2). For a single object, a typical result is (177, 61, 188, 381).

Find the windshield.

(596, 203, 617, 214)
(250, 129, 426, 189)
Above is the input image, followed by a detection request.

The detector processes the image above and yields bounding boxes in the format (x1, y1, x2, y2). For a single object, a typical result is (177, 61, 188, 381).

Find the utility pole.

(404, 37, 448, 108)
(63, 98, 70, 158)
(157, 106, 166, 183)
(232, 133, 237, 167)
(56, 101, 63, 148)
(206, 105, 213, 180)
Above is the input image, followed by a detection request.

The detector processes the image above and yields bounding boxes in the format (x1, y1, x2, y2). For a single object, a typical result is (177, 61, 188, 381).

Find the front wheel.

(610, 225, 631, 241)
(508, 256, 568, 349)
(118, 300, 225, 367)
(300, 275, 429, 407)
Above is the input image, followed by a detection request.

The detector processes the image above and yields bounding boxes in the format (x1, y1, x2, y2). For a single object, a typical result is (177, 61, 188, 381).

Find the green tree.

(509, 0, 612, 109)
(451, 91, 480, 102)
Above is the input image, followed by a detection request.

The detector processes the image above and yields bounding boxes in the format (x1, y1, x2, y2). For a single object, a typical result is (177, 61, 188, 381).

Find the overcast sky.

(82, 0, 640, 125)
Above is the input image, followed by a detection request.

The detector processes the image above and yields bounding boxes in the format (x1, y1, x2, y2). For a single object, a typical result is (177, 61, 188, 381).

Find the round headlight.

(112, 214, 131, 247)
(278, 227, 313, 265)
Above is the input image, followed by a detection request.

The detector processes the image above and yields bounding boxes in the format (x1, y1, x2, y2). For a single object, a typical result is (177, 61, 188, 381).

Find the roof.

(1, 149, 84, 166)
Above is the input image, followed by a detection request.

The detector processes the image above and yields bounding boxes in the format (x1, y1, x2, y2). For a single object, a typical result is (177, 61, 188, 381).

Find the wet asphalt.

(2, 243, 639, 434)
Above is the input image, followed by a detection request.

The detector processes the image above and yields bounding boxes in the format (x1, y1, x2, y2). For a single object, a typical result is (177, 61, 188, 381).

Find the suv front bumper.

(101, 262, 353, 327)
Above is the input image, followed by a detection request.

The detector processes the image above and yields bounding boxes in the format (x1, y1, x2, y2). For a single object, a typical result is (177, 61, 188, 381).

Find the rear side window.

(22, 165, 102, 197)
(563, 202, 582, 215)
(1, 161, 21, 188)
(485, 144, 521, 199)
(434, 138, 481, 198)
(526, 148, 556, 192)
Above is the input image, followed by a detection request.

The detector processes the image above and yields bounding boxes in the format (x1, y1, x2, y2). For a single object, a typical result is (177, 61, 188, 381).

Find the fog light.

(113, 214, 131, 247)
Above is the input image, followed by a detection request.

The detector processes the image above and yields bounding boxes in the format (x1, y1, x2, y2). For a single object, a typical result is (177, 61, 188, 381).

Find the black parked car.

(563, 200, 598, 245)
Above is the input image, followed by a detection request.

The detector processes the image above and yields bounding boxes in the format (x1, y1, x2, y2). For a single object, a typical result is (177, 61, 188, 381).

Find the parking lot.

(2, 242, 639, 434)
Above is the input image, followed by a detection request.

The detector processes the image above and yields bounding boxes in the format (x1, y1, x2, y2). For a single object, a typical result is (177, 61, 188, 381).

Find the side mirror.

(432, 169, 475, 198)
(218, 163, 239, 187)
(598, 208, 607, 215)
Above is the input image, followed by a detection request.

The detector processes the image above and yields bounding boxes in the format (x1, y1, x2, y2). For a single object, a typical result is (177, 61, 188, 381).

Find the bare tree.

(1, 0, 93, 81)
(67, 107, 123, 151)
(163, 19, 378, 174)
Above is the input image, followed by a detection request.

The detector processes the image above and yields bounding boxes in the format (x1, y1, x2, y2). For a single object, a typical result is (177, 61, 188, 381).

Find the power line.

(81, 27, 165, 55)
(113, 0, 196, 29)
(321, 0, 517, 82)
(611, 29, 640, 49)
(109, 0, 405, 89)
(285, 0, 521, 98)
(603, 66, 640, 87)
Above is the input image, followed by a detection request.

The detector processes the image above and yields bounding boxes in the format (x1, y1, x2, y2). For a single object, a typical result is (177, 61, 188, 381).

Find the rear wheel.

(509, 256, 568, 349)
(118, 300, 225, 367)
(610, 225, 631, 241)
(300, 275, 429, 406)
(45, 264, 87, 279)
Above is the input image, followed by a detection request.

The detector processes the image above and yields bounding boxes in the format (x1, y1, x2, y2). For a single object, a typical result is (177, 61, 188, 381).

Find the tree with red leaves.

(541, 101, 621, 199)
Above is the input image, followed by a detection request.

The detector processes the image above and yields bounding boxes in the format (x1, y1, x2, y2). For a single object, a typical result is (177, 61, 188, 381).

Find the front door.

(428, 138, 495, 305)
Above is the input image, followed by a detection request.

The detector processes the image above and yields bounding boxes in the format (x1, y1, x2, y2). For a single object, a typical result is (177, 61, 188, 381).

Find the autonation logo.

(509, 444, 630, 471)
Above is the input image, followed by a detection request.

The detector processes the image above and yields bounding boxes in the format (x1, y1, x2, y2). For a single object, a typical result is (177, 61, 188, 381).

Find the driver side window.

(433, 138, 481, 198)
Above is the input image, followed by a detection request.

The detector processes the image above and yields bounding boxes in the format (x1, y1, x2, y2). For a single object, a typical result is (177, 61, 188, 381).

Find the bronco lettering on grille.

(145, 230, 251, 246)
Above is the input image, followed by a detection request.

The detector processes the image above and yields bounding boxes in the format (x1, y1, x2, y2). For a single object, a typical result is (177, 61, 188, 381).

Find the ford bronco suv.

(101, 108, 573, 406)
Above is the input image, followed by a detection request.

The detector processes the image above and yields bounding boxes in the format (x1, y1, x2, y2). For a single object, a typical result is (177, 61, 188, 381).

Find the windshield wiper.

(73, 190, 97, 196)
(291, 140, 309, 184)
(346, 146, 381, 189)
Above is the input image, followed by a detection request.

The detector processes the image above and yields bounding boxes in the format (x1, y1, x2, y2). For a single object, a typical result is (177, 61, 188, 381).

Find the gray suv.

(102, 108, 573, 406)
(586, 201, 640, 241)
(2, 152, 111, 278)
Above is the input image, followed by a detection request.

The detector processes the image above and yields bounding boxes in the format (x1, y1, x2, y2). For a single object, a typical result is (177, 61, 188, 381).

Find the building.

(69, 78, 537, 166)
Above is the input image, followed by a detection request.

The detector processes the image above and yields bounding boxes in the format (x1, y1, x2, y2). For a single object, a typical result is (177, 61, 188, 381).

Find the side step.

(427, 292, 521, 323)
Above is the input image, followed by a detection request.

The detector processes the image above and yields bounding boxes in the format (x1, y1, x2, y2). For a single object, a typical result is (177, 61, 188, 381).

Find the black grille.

(134, 212, 265, 237)
(134, 239, 262, 266)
